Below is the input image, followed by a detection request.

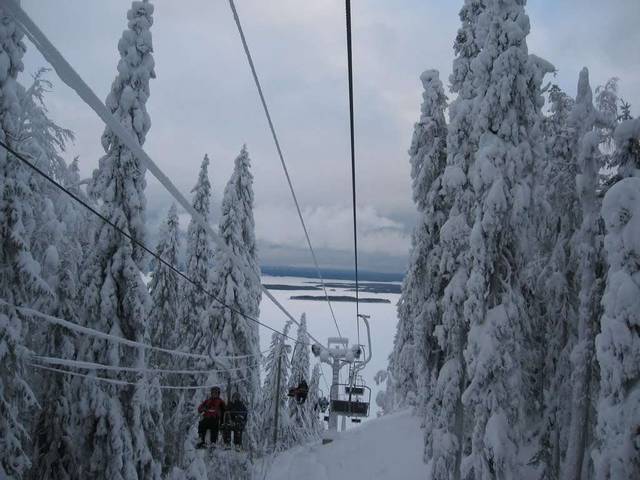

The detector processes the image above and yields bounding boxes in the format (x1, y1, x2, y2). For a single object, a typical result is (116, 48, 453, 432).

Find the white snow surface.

(264, 409, 423, 480)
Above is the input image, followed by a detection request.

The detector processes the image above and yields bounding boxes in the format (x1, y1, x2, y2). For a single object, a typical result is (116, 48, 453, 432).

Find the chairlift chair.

(329, 378, 371, 418)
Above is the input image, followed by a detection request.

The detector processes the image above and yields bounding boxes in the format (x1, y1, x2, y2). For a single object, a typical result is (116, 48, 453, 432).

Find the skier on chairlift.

(317, 395, 329, 412)
(197, 386, 226, 448)
(288, 378, 309, 404)
(223, 392, 248, 448)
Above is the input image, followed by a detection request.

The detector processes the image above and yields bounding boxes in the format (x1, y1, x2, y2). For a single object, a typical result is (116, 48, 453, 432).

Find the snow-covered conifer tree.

(78, 2, 163, 478)
(181, 154, 213, 351)
(148, 203, 182, 473)
(149, 203, 181, 355)
(460, 1, 552, 477)
(29, 205, 82, 480)
(207, 145, 262, 443)
(425, 3, 487, 475)
(391, 70, 448, 416)
(18, 68, 74, 183)
(289, 314, 310, 391)
(595, 77, 620, 150)
(0, 8, 51, 478)
(305, 364, 324, 437)
(257, 323, 292, 452)
(288, 314, 311, 442)
(563, 68, 605, 480)
(529, 83, 580, 478)
(171, 154, 214, 475)
(593, 177, 640, 479)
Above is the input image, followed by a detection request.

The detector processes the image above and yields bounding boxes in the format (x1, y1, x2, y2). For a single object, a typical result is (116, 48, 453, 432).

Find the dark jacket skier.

(223, 392, 248, 447)
(288, 379, 309, 404)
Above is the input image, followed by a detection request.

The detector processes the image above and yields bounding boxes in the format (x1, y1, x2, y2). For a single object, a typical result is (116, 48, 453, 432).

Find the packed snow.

(264, 410, 423, 480)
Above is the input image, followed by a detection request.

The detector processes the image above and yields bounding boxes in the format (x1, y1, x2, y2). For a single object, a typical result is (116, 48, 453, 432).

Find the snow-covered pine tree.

(18, 68, 74, 184)
(29, 195, 83, 480)
(17, 69, 74, 304)
(563, 68, 605, 480)
(529, 83, 580, 478)
(170, 154, 214, 477)
(25, 96, 85, 478)
(391, 70, 448, 417)
(593, 176, 640, 479)
(424, 3, 486, 476)
(149, 203, 181, 357)
(305, 363, 324, 437)
(148, 203, 183, 474)
(257, 322, 292, 452)
(78, 1, 163, 478)
(288, 314, 311, 443)
(206, 145, 262, 444)
(595, 77, 620, 151)
(0, 8, 51, 478)
(181, 154, 213, 352)
(460, 1, 552, 478)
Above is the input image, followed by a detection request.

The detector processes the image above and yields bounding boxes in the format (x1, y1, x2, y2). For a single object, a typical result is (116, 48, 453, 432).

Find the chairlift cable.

(0, 140, 302, 345)
(1, 300, 267, 364)
(31, 355, 255, 375)
(228, 0, 343, 340)
(344, 0, 361, 348)
(30, 363, 253, 390)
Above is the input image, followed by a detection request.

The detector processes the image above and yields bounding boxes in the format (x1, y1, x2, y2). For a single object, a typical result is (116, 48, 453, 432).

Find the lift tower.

(312, 314, 372, 432)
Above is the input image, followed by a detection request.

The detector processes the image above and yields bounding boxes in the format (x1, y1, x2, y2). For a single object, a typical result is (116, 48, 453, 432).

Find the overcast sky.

(22, 0, 639, 273)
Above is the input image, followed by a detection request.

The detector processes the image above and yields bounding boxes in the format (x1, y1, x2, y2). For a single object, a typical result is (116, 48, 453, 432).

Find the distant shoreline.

(290, 295, 391, 304)
(261, 265, 404, 283)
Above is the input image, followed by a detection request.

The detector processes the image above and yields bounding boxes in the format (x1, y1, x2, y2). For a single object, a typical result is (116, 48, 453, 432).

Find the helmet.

(211, 386, 221, 395)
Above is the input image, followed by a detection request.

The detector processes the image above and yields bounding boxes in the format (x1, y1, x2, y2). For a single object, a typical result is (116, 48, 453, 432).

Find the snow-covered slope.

(264, 410, 424, 480)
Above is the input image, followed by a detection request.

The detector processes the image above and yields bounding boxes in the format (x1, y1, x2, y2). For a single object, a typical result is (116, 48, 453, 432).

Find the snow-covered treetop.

(570, 68, 597, 132)
(595, 77, 619, 131)
(219, 145, 257, 259)
(102, 0, 155, 149)
(470, 0, 550, 144)
(88, 0, 156, 267)
(450, 0, 486, 97)
(153, 203, 180, 269)
(409, 70, 448, 212)
(18, 69, 75, 182)
(190, 154, 212, 219)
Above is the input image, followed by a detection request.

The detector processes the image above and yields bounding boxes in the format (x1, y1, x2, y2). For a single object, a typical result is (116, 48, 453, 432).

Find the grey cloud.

(21, 0, 639, 274)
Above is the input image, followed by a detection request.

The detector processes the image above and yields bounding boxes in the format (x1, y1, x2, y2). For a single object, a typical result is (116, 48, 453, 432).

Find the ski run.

(0, 0, 638, 479)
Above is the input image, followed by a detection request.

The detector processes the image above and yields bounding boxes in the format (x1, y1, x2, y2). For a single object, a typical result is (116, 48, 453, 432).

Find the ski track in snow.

(264, 410, 423, 480)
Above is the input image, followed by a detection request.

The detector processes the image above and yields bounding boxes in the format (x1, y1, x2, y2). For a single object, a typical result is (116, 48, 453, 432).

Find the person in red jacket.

(197, 386, 226, 448)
